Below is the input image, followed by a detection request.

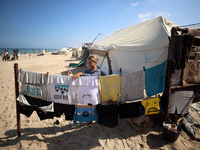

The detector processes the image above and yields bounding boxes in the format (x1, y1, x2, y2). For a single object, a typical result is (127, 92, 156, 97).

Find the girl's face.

(88, 59, 97, 70)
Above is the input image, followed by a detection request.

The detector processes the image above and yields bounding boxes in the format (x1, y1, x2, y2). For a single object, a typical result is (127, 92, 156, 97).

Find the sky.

(0, 0, 199, 49)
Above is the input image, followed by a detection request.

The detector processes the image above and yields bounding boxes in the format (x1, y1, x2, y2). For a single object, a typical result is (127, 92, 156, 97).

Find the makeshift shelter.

(57, 47, 71, 55)
(77, 47, 84, 58)
(91, 16, 178, 75)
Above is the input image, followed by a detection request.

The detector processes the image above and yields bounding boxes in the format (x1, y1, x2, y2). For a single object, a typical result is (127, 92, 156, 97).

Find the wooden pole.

(14, 63, 21, 137)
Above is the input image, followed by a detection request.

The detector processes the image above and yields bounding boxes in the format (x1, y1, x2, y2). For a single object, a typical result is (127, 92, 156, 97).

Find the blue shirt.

(82, 69, 101, 76)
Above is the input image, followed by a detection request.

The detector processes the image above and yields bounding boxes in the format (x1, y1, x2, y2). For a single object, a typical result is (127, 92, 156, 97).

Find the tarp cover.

(91, 16, 178, 74)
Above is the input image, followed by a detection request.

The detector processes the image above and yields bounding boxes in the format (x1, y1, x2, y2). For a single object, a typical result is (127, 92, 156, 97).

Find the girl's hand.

(66, 70, 73, 76)
(71, 72, 82, 79)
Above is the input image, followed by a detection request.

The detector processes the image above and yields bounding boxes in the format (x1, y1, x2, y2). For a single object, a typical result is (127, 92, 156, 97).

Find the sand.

(0, 53, 200, 150)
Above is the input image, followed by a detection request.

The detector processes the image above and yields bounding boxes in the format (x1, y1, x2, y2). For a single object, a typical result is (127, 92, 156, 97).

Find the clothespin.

(47, 72, 49, 77)
(98, 74, 100, 79)
(19, 68, 22, 73)
(120, 68, 122, 77)
(143, 67, 145, 71)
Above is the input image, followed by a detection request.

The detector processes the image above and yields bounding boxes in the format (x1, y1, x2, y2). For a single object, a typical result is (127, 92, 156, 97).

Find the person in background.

(13, 49, 16, 60)
(16, 49, 19, 60)
(66, 55, 101, 79)
(6, 50, 8, 60)
(2, 50, 6, 61)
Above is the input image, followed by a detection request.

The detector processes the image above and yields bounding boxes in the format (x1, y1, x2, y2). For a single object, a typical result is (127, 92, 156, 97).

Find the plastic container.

(163, 121, 182, 142)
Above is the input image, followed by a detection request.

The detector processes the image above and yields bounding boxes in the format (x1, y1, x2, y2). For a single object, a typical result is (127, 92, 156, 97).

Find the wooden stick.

(14, 63, 21, 137)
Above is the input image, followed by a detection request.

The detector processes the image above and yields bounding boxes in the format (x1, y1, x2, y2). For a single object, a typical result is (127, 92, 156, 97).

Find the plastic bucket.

(163, 121, 182, 142)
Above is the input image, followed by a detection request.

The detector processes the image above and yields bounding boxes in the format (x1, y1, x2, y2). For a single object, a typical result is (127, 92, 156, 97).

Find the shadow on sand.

(0, 115, 170, 150)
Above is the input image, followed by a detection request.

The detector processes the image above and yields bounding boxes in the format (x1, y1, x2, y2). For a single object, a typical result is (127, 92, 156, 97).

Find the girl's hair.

(88, 55, 99, 63)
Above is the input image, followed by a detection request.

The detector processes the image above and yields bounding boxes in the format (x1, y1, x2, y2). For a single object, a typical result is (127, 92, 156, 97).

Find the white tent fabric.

(91, 16, 178, 75)
(57, 47, 71, 55)
(77, 47, 84, 58)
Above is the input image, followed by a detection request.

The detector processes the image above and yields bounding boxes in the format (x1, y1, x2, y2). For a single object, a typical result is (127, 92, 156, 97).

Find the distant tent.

(77, 47, 84, 58)
(57, 48, 71, 55)
(91, 16, 179, 75)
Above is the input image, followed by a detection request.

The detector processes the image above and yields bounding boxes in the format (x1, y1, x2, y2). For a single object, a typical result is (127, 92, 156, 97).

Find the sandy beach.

(0, 53, 200, 150)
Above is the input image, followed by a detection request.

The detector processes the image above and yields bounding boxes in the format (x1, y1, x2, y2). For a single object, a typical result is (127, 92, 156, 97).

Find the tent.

(91, 16, 178, 75)
(77, 47, 84, 58)
(57, 47, 71, 55)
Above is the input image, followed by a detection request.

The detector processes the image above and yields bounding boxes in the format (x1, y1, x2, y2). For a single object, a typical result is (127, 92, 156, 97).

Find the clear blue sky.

(0, 0, 199, 49)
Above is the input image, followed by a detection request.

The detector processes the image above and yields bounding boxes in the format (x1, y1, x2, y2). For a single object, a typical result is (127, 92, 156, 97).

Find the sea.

(0, 48, 59, 55)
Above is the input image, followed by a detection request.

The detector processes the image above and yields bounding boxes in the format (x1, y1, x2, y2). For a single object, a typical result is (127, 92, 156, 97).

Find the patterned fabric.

(141, 97, 160, 115)
(99, 75, 121, 103)
(21, 83, 47, 100)
(183, 61, 200, 85)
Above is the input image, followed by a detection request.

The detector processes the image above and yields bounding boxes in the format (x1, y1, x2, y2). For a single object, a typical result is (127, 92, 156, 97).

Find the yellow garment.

(99, 75, 121, 103)
(142, 97, 160, 115)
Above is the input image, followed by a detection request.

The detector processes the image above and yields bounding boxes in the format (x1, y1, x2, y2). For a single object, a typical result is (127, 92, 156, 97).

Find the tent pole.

(14, 63, 21, 137)
(89, 33, 101, 53)
(107, 52, 113, 75)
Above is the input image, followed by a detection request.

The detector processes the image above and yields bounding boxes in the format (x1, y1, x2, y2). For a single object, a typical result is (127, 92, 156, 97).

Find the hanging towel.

(21, 83, 47, 100)
(99, 75, 121, 103)
(71, 76, 100, 105)
(145, 61, 166, 97)
(121, 70, 145, 102)
(168, 90, 195, 114)
(18, 70, 48, 84)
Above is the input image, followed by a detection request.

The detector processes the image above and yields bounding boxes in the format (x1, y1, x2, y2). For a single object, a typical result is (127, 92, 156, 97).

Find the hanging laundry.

(121, 70, 145, 102)
(96, 104, 118, 128)
(145, 61, 166, 97)
(71, 76, 100, 105)
(48, 83, 73, 104)
(175, 35, 185, 69)
(54, 103, 75, 120)
(17, 94, 54, 120)
(21, 83, 47, 100)
(18, 70, 48, 84)
(47, 74, 75, 104)
(118, 101, 142, 118)
(168, 90, 195, 114)
(168, 35, 189, 69)
(182, 61, 200, 85)
(170, 69, 183, 86)
(99, 75, 121, 103)
(48, 74, 72, 84)
(141, 97, 161, 115)
(73, 105, 98, 126)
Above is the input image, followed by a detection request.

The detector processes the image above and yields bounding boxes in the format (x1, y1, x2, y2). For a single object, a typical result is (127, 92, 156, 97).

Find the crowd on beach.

(1, 49, 19, 61)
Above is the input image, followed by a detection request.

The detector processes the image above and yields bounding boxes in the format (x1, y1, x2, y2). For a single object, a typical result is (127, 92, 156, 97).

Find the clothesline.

(14, 63, 166, 137)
